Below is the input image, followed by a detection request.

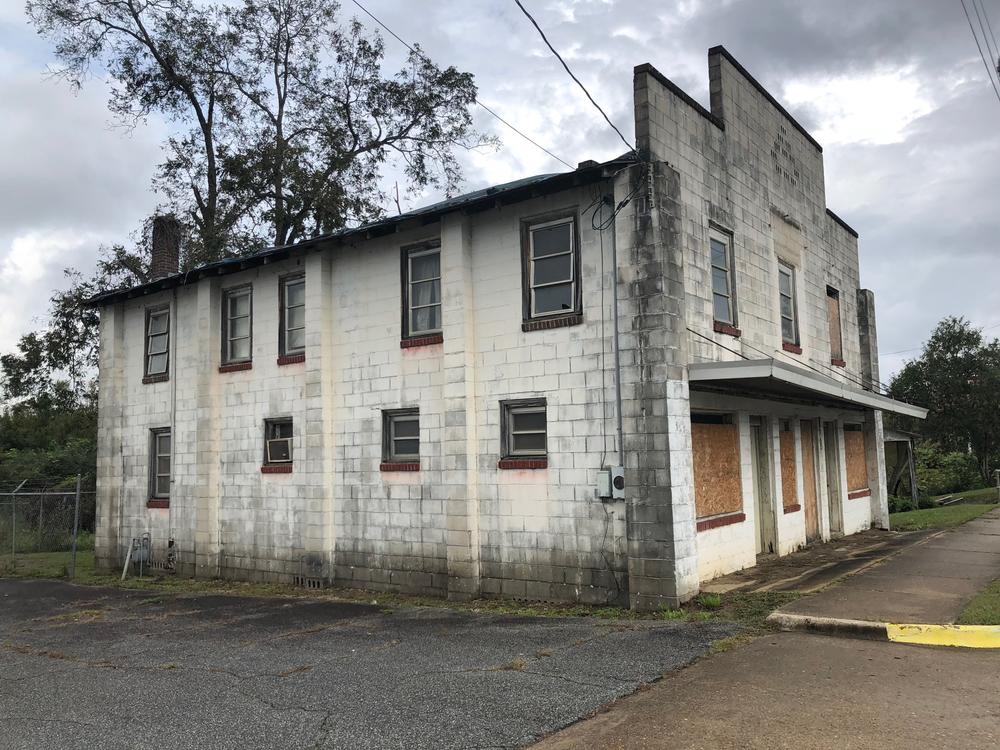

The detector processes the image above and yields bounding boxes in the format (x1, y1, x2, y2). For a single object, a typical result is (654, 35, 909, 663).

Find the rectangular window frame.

(400, 241, 442, 340)
(221, 284, 253, 365)
(710, 229, 737, 326)
(501, 398, 548, 458)
(382, 408, 420, 462)
(144, 305, 170, 379)
(521, 213, 582, 323)
(778, 262, 799, 345)
(827, 286, 844, 361)
(263, 418, 294, 466)
(278, 274, 306, 357)
(149, 427, 171, 500)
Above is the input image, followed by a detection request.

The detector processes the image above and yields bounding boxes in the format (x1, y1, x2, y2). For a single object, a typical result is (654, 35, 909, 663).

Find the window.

(778, 262, 799, 345)
(524, 217, 579, 320)
(710, 232, 736, 325)
(264, 418, 293, 465)
(827, 286, 843, 361)
(222, 286, 252, 364)
(502, 399, 547, 457)
(383, 409, 420, 462)
(145, 307, 170, 378)
(279, 275, 305, 356)
(149, 428, 171, 500)
(403, 243, 441, 338)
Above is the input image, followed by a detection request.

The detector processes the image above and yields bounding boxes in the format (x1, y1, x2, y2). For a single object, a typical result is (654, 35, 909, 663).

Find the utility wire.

(349, 0, 575, 170)
(979, 0, 1000, 59)
(512, 0, 637, 156)
(973, 0, 1000, 73)
(961, 0, 1000, 104)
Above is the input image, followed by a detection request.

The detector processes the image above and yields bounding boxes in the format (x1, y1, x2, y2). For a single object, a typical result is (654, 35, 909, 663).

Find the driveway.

(0, 580, 736, 750)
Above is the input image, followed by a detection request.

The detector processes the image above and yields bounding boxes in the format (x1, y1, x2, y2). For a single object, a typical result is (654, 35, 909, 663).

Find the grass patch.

(930, 487, 999, 503)
(957, 578, 1000, 626)
(889, 504, 994, 531)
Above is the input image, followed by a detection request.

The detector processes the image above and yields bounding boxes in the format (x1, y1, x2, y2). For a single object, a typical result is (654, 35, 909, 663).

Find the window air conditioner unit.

(267, 438, 292, 463)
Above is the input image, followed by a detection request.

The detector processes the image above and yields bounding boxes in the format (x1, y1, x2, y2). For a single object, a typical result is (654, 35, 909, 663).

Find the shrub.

(915, 442, 984, 496)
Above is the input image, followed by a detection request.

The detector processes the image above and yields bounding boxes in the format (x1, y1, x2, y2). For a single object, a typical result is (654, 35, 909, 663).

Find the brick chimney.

(150, 214, 181, 279)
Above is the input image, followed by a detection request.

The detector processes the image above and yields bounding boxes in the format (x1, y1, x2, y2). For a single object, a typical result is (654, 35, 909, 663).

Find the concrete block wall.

(95, 180, 636, 604)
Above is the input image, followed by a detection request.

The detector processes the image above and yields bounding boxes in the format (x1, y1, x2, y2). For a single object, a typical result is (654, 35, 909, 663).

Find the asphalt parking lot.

(0, 580, 737, 749)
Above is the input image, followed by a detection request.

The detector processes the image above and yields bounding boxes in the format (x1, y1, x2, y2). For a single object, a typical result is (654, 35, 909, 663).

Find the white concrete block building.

(89, 47, 925, 610)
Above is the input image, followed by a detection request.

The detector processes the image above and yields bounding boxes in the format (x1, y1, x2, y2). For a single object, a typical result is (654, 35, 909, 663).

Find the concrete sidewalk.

(777, 508, 1000, 625)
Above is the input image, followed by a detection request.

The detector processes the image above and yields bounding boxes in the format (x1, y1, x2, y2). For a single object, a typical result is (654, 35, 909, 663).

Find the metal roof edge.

(85, 155, 637, 308)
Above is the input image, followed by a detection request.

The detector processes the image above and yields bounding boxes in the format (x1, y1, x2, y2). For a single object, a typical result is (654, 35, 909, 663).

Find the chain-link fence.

(0, 477, 96, 577)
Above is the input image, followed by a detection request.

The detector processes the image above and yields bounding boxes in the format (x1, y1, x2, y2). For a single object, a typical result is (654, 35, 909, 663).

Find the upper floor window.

(827, 286, 843, 362)
(778, 262, 799, 345)
(403, 243, 441, 338)
(222, 286, 252, 364)
(710, 232, 736, 325)
(279, 275, 305, 356)
(145, 306, 170, 378)
(523, 216, 579, 321)
(149, 427, 171, 500)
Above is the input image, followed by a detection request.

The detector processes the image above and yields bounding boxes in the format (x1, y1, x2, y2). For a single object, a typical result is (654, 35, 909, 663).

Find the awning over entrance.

(688, 359, 928, 419)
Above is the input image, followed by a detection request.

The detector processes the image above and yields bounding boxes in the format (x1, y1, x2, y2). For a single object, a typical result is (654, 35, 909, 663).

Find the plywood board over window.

(692, 418, 743, 518)
(779, 424, 798, 510)
(845, 427, 869, 492)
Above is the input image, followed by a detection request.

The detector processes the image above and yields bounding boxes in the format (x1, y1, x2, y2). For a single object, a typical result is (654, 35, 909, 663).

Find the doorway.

(750, 417, 776, 555)
(823, 421, 843, 535)
(800, 420, 820, 542)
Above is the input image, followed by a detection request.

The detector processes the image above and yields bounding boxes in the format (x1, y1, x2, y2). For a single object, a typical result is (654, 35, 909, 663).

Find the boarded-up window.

(692, 417, 743, 518)
(779, 422, 798, 510)
(827, 287, 843, 360)
(844, 426, 869, 492)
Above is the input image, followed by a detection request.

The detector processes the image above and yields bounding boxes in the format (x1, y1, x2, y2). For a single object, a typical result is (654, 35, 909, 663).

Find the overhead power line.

(960, 0, 1000, 104)
(511, 0, 637, 156)
(973, 0, 1000, 72)
(349, 0, 575, 170)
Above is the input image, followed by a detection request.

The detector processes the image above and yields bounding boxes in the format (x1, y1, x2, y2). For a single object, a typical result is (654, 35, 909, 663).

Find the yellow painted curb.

(887, 623, 1000, 649)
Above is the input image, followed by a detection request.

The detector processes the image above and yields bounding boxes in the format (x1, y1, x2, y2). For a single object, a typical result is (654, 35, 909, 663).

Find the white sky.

(1, 0, 999, 380)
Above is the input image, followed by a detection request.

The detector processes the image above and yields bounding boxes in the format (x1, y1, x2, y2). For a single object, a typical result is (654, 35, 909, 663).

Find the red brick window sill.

(831, 358, 846, 367)
(380, 462, 420, 472)
(219, 361, 252, 373)
(713, 321, 742, 338)
(400, 333, 443, 349)
(783, 504, 802, 514)
(782, 342, 803, 355)
(277, 353, 305, 366)
(498, 458, 548, 470)
(147, 499, 170, 509)
(142, 373, 169, 385)
(848, 489, 871, 500)
(522, 314, 582, 333)
(697, 512, 746, 532)
(261, 464, 293, 474)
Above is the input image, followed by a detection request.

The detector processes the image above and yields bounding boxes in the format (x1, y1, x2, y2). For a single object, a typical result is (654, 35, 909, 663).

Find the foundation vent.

(293, 575, 325, 590)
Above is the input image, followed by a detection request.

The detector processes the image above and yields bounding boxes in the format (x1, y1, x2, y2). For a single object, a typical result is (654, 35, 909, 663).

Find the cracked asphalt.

(0, 581, 737, 749)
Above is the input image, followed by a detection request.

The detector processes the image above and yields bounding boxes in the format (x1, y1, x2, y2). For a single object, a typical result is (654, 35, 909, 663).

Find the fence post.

(70, 475, 82, 579)
(11, 479, 27, 569)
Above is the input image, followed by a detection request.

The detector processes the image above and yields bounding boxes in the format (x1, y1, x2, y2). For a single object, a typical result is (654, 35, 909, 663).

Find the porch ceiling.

(687, 359, 928, 419)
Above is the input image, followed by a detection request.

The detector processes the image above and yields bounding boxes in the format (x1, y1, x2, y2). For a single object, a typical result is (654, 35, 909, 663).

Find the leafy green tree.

(27, 0, 491, 261)
(889, 317, 1000, 483)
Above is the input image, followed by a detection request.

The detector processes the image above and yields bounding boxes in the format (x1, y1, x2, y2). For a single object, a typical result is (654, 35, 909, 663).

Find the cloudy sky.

(1, 0, 999, 380)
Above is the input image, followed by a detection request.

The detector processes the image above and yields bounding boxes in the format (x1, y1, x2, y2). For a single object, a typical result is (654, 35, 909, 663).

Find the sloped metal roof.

(86, 155, 636, 307)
